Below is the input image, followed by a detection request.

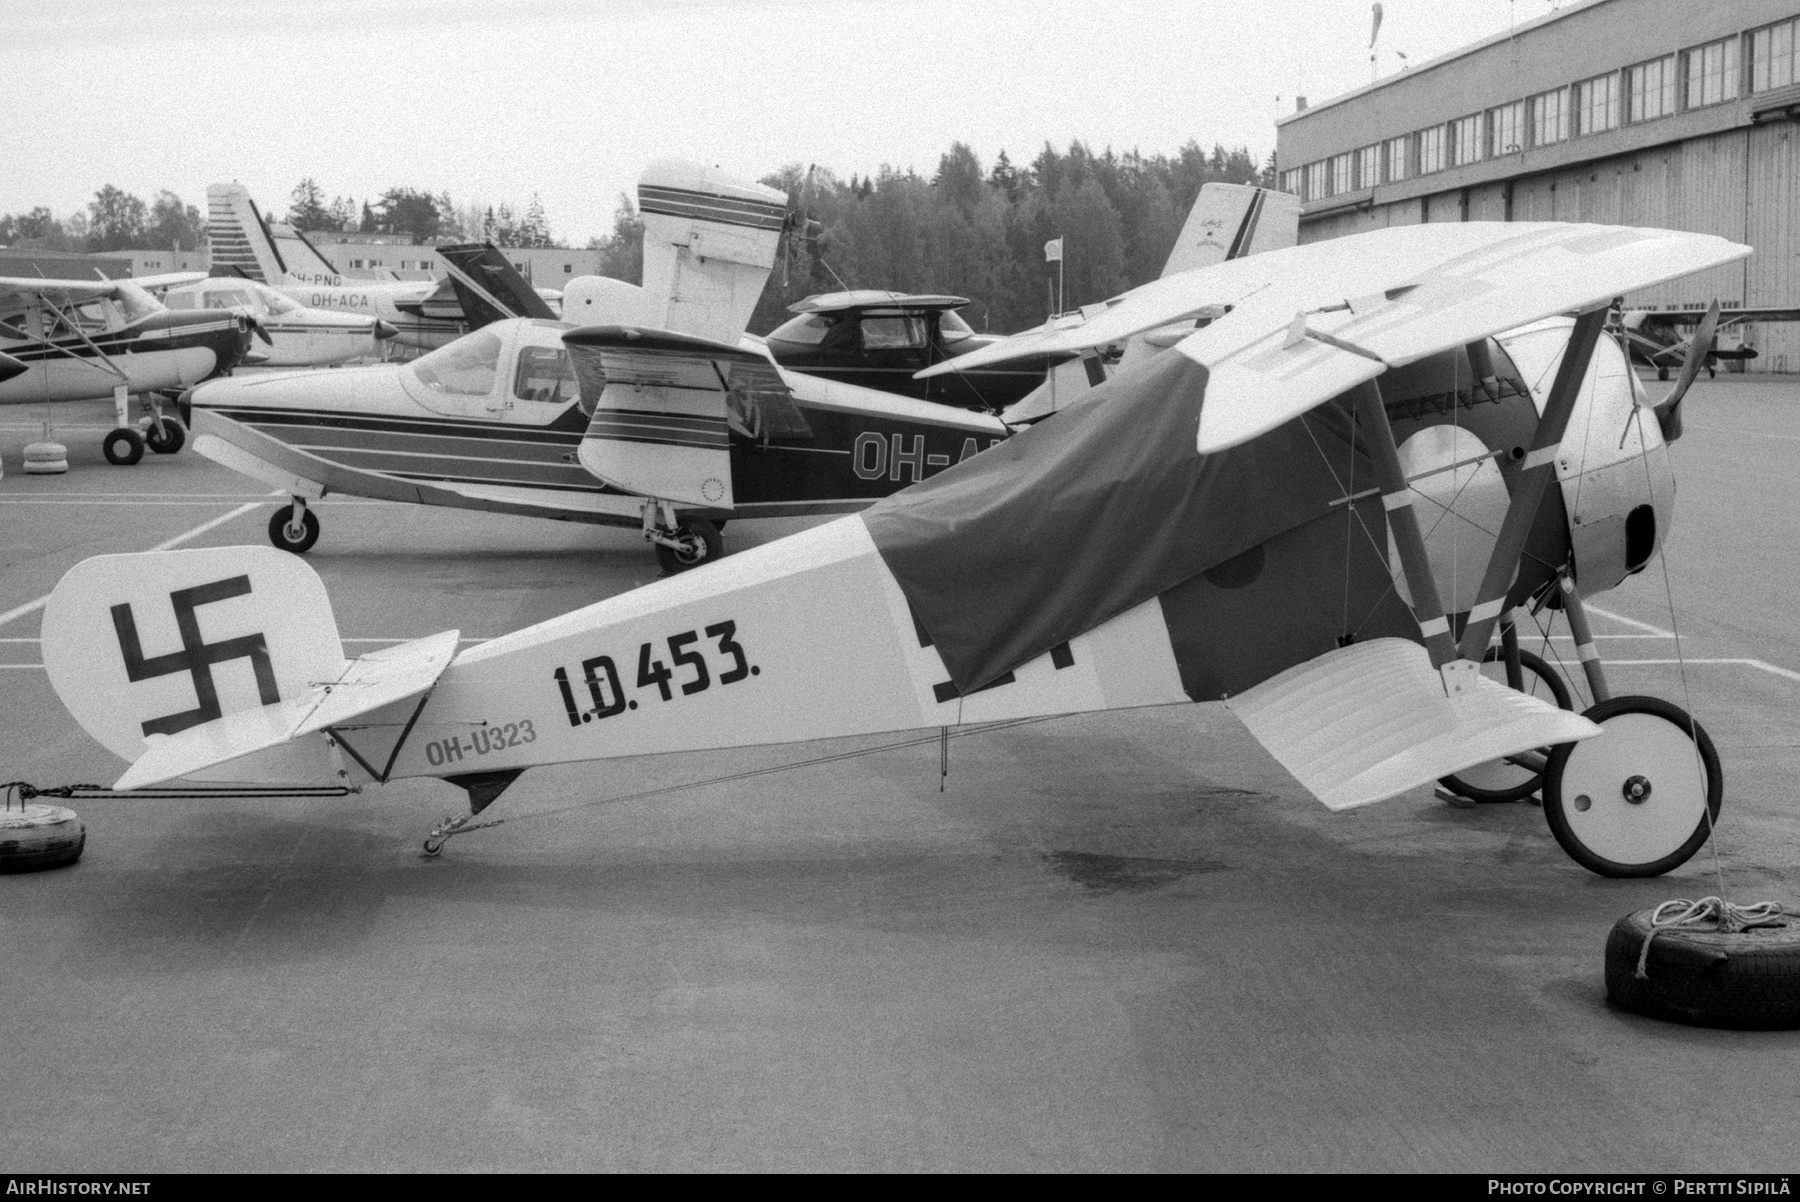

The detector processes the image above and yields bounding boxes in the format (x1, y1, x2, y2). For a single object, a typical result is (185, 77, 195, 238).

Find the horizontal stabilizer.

(1226, 638, 1600, 811)
(566, 325, 779, 507)
(114, 630, 460, 790)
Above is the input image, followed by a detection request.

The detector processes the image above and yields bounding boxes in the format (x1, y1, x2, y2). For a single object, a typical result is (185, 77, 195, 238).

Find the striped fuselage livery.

(0, 310, 252, 405)
(189, 316, 1008, 529)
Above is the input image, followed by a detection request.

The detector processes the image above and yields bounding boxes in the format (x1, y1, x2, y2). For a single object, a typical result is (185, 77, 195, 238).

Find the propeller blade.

(252, 318, 274, 347)
(1651, 299, 1719, 442)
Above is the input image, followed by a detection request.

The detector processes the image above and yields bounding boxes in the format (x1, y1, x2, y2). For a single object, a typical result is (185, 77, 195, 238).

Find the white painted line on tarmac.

(1609, 657, 1800, 683)
(1583, 604, 1675, 637)
(0, 496, 269, 631)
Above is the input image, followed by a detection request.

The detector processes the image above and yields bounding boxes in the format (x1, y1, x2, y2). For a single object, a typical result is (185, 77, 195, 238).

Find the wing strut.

(1348, 379, 1460, 668)
(1456, 307, 1608, 661)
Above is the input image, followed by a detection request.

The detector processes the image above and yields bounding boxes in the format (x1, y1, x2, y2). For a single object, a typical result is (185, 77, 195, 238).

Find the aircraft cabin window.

(253, 285, 301, 315)
(411, 328, 504, 396)
(939, 311, 975, 344)
(860, 315, 926, 350)
(512, 345, 577, 404)
(767, 312, 840, 346)
(204, 290, 254, 310)
(163, 292, 197, 310)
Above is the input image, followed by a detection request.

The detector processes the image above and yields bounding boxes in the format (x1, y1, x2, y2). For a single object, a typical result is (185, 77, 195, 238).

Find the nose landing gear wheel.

(268, 505, 321, 554)
(654, 517, 723, 575)
(1543, 695, 1722, 877)
(1440, 647, 1574, 803)
(102, 427, 145, 466)
(143, 415, 186, 454)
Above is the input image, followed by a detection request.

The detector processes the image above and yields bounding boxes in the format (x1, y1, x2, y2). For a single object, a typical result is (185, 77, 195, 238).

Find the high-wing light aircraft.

(0, 275, 259, 463)
(205, 183, 560, 352)
(41, 221, 1746, 880)
(157, 275, 398, 368)
(1618, 303, 1800, 379)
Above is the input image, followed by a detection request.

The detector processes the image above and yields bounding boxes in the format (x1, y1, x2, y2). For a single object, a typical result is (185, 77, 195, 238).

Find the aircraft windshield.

(411, 328, 503, 396)
(940, 310, 975, 343)
(768, 312, 838, 346)
(251, 283, 302, 315)
(204, 289, 256, 311)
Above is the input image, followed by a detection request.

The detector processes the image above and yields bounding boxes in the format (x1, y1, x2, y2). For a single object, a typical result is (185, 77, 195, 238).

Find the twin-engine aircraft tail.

(41, 547, 455, 790)
(205, 182, 343, 287)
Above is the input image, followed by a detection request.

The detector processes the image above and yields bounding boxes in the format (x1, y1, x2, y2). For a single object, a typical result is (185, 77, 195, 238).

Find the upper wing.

(1178, 222, 1748, 453)
(0, 275, 126, 304)
(564, 325, 790, 508)
(435, 242, 560, 325)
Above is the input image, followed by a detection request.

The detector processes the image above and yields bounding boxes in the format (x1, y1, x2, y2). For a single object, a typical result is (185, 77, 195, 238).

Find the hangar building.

(1275, 0, 1800, 371)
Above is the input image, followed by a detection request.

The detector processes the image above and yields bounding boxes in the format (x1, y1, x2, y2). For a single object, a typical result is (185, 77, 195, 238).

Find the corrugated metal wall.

(1311, 126, 1797, 371)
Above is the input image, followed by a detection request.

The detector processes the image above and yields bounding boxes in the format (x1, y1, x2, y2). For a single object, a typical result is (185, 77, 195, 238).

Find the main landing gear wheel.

(143, 415, 186, 455)
(1439, 647, 1574, 803)
(655, 517, 723, 575)
(268, 505, 321, 554)
(102, 427, 144, 466)
(1543, 696, 1722, 878)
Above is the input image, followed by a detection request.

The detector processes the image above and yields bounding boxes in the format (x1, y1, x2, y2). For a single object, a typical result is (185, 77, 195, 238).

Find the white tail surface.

(42, 547, 345, 766)
(637, 159, 787, 345)
(560, 276, 660, 326)
(1162, 184, 1300, 278)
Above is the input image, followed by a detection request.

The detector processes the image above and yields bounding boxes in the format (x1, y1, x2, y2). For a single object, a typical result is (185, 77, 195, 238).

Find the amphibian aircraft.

(41, 220, 1744, 880)
(0, 275, 259, 463)
(186, 161, 1013, 570)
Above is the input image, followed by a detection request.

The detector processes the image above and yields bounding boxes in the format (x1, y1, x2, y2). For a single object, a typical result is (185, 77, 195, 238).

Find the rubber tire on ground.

(102, 426, 145, 466)
(268, 505, 321, 554)
(22, 441, 69, 475)
(1544, 695, 1722, 878)
(0, 804, 86, 873)
(143, 415, 186, 454)
(655, 516, 723, 574)
(1440, 647, 1574, 803)
(1605, 906, 1800, 1029)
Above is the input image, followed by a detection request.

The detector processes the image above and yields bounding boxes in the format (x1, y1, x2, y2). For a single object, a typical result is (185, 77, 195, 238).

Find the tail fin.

(206, 183, 343, 286)
(637, 159, 788, 344)
(41, 546, 456, 788)
(435, 242, 559, 324)
(1161, 184, 1301, 278)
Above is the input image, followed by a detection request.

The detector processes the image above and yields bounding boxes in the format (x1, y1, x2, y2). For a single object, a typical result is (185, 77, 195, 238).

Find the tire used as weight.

(1606, 906, 1800, 1029)
(0, 804, 86, 873)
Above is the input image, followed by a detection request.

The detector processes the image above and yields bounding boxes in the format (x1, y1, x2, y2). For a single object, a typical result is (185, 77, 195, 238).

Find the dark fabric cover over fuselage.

(862, 348, 1376, 692)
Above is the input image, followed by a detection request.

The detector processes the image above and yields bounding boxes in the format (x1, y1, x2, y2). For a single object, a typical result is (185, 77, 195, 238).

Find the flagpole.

(1058, 257, 1064, 315)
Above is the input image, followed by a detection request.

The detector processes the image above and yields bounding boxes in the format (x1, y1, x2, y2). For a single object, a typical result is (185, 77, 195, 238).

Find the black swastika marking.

(110, 574, 280, 738)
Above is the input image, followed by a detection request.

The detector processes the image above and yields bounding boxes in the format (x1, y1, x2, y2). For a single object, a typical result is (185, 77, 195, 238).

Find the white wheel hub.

(1558, 712, 1709, 864)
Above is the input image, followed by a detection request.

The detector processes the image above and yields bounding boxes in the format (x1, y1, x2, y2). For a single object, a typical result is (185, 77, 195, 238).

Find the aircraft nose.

(373, 320, 400, 341)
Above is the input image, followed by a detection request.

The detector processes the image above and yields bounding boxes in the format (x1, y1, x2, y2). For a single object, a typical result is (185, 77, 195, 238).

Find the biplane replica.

(41, 219, 1745, 879)
(185, 167, 1293, 569)
(1, 274, 261, 463)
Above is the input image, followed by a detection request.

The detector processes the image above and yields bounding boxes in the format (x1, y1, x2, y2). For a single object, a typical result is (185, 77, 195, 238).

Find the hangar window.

(1355, 145, 1379, 190)
(1329, 153, 1353, 196)
(1626, 56, 1677, 122)
(1451, 114, 1485, 167)
(1418, 126, 1446, 175)
(1302, 161, 1326, 200)
(1383, 135, 1410, 182)
(1488, 101, 1524, 156)
(1530, 88, 1568, 146)
(1752, 19, 1796, 92)
(1685, 37, 1740, 108)
(1575, 73, 1620, 134)
(1279, 168, 1301, 194)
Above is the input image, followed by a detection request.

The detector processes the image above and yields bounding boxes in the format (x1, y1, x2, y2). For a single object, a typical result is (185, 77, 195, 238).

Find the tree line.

(2, 138, 1271, 334)
(591, 139, 1272, 335)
